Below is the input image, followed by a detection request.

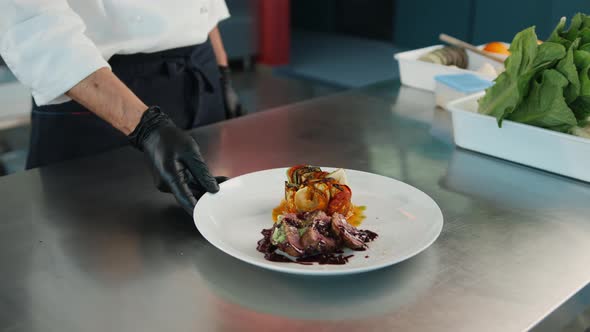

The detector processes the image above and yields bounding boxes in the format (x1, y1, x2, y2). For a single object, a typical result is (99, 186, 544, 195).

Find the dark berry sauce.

(256, 228, 364, 265)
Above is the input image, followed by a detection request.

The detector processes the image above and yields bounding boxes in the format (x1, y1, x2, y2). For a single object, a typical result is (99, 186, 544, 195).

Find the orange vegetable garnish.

(275, 165, 366, 225)
(327, 189, 352, 216)
(484, 42, 510, 55)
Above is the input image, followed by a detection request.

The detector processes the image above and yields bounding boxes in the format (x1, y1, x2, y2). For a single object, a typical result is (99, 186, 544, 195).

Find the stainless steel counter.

(0, 81, 589, 332)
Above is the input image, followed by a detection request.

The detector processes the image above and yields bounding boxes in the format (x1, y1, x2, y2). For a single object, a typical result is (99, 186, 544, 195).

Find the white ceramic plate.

(194, 167, 443, 275)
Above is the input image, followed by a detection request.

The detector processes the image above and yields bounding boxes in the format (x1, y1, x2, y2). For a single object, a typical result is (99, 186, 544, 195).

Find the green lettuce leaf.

(570, 97, 590, 125)
(508, 69, 577, 128)
(570, 49, 590, 122)
(479, 14, 590, 137)
(548, 14, 586, 45)
(564, 13, 585, 41)
(533, 41, 568, 67)
(570, 62, 590, 123)
(556, 38, 580, 103)
(478, 27, 566, 124)
(576, 63, 590, 98)
(579, 28, 590, 44)
(574, 49, 590, 70)
(548, 16, 572, 47)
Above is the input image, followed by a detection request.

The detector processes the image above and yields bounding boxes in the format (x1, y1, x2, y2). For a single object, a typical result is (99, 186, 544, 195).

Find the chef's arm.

(2, 0, 145, 133)
(209, 27, 228, 66)
(66, 68, 220, 214)
(0, 1, 112, 106)
(209, 26, 246, 117)
(0, 1, 220, 213)
(66, 68, 146, 135)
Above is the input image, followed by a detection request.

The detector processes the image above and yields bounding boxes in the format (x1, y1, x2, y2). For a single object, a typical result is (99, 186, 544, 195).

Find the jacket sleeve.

(0, 0, 110, 105)
(210, 0, 230, 24)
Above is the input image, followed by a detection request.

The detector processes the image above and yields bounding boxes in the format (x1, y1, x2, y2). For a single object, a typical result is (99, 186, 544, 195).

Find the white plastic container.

(434, 73, 493, 109)
(394, 44, 506, 91)
(447, 92, 590, 183)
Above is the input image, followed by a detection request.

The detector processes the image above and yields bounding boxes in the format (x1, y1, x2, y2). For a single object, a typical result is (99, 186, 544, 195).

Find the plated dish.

(256, 165, 378, 265)
(193, 167, 443, 275)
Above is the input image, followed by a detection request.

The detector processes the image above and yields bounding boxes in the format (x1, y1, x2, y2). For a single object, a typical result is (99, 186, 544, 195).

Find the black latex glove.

(129, 106, 222, 214)
(219, 65, 246, 119)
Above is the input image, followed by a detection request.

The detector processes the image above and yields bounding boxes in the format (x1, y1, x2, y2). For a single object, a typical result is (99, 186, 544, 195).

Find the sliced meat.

(330, 213, 366, 250)
(300, 223, 338, 255)
(276, 222, 305, 257)
(271, 214, 305, 257)
(300, 210, 339, 254)
(302, 210, 330, 223)
(302, 210, 333, 236)
(281, 213, 303, 228)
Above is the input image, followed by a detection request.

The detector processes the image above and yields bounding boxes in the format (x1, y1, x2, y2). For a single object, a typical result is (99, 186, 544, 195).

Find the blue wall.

(394, 0, 590, 48)
(394, 0, 473, 48)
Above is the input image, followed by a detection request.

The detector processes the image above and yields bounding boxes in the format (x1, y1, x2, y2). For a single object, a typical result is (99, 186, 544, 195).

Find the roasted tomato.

(327, 184, 352, 216)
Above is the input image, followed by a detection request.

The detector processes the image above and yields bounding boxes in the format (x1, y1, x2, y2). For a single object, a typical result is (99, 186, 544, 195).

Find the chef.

(0, 0, 245, 214)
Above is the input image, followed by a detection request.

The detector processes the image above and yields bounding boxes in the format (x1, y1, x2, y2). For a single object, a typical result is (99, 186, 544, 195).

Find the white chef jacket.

(0, 0, 230, 105)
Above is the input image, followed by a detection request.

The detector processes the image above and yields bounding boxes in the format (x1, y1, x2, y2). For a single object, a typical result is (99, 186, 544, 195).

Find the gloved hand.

(219, 65, 246, 119)
(129, 106, 223, 214)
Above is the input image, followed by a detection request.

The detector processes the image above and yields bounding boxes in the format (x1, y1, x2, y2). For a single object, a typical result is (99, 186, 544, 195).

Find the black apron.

(26, 39, 225, 169)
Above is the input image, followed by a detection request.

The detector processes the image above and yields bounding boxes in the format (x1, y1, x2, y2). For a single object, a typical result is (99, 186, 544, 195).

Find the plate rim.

(194, 167, 444, 276)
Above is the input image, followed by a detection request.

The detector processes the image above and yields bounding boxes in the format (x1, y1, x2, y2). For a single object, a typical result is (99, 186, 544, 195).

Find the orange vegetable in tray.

(483, 42, 510, 55)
